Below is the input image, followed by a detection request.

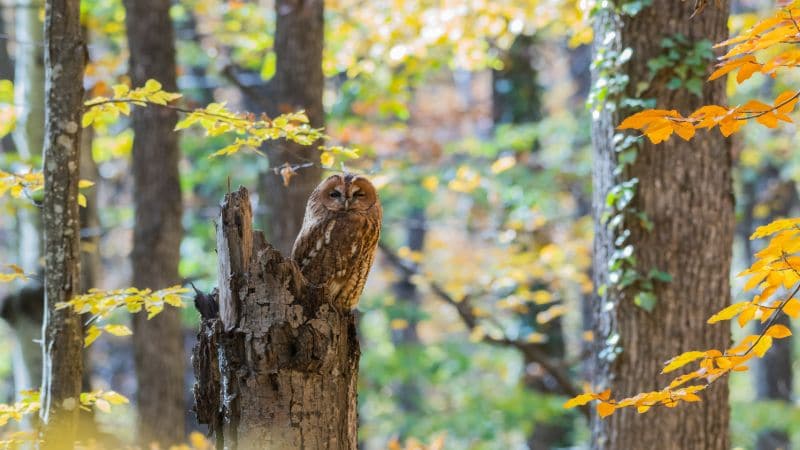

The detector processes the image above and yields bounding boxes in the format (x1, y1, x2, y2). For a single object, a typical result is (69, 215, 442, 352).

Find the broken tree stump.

(192, 187, 360, 449)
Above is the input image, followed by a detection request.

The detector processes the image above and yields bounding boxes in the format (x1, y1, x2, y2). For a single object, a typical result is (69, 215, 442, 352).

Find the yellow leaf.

(662, 351, 707, 373)
(421, 175, 439, 192)
(112, 84, 130, 98)
(320, 151, 334, 167)
(81, 109, 98, 128)
(102, 391, 129, 405)
(77, 193, 87, 208)
(390, 319, 409, 330)
(490, 155, 516, 174)
(144, 79, 162, 92)
(103, 324, 132, 337)
(84, 325, 102, 347)
(737, 304, 757, 327)
(707, 302, 750, 323)
(753, 335, 773, 357)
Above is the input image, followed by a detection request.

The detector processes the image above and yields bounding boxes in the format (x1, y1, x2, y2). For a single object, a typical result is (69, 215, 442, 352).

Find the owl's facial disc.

(315, 174, 377, 212)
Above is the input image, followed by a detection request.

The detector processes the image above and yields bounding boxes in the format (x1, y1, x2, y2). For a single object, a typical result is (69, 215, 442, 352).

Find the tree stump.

(193, 187, 360, 449)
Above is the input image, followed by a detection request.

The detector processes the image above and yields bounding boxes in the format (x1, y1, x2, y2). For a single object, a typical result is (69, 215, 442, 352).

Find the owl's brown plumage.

(291, 173, 382, 309)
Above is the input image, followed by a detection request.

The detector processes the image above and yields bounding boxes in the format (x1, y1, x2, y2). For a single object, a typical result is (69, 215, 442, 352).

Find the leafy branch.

(55, 285, 189, 346)
(566, 209, 800, 417)
(82, 79, 360, 167)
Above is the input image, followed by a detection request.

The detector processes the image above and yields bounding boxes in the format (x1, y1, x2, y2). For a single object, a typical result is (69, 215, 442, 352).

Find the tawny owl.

(291, 173, 382, 309)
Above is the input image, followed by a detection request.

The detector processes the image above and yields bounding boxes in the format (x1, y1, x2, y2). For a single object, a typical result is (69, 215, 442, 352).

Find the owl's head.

(315, 173, 378, 213)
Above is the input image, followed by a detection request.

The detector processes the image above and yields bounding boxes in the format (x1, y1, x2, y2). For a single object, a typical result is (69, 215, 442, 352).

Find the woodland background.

(0, 0, 799, 449)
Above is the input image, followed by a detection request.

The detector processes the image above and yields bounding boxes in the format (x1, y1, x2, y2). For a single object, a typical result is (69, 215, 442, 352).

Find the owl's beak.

(344, 199, 351, 210)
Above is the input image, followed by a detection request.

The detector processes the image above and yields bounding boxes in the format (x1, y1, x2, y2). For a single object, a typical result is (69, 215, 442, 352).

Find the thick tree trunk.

(257, 0, 324, 254)
(122, 0, 186, 445)
(39, 0, 86, 446)
(590, 3, 732, 449)
(193, 187, 359, 449)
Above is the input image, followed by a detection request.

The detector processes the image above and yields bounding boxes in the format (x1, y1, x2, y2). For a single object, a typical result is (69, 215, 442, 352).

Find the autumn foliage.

(566, 1, 800, 418)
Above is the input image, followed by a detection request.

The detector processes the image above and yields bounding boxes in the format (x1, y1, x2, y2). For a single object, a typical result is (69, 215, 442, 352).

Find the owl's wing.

(333, 214, 382, 309)
(291, 217, 338, 286)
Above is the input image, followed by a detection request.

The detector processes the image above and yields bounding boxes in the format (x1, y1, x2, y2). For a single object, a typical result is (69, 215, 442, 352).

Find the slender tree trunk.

(122, 0, 186, 445)
(590, 3, 732, 449)
(4, 0, 46, 404)
(0, 2, 15, 153)
(390, 207, 425, 422)
(13, 0, 45, 283)
(258, 0, 324, 254)
(14, 0, 45, 161)
(193, 187, 359, 449)
(39, 0, 86, 446)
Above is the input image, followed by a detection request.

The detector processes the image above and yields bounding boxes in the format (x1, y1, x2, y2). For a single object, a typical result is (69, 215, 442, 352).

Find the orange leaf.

(765, 324, 792, 339)
(753, 335, 773, 357)
(597, 402, 615, 418)
(755, 112, 779, 128)
(618, 110, 680, 130)
(672, 121, 695, 141)
(782, 298, 800, 318)
(719, 116, 744, 137)
(736, 61, 763, 83)
(563, 393, 595, 409)
(708, 56, 757, 81)
(642, 119, 676, 144)
(774, 91, 799, 114)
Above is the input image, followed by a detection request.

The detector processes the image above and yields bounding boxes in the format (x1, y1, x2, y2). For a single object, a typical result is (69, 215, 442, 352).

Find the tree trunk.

(590, 3, 732, 449)
(390, 207, 425, 422)
(122, 0, 186, 445)
(257, 0, 324, 255)
(193, 187, 359, 449)
(0, 2, 15, 153)
(39, 0, 86, 446)
(14, 0, 45, 161)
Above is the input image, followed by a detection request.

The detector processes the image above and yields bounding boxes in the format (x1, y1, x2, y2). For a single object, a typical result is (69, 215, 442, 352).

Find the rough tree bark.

(257, 0, 324, 254)
(193, 187, 359, 449)
(39, 0, 86, 446)
(122, 0, 186, 445)
(590, 3, 732, 449)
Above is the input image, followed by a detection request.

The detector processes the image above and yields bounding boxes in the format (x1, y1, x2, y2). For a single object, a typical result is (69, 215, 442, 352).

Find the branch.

(378, 242, 588, 418)
(220, 64, 274, 112)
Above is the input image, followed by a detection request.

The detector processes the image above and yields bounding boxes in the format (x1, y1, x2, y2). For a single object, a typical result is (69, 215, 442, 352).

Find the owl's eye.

(330, 191, 342, 198)
(354, 191, 366, 198)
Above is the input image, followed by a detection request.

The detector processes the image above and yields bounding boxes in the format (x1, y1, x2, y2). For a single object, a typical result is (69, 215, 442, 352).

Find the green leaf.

(634, 291, 657, 312)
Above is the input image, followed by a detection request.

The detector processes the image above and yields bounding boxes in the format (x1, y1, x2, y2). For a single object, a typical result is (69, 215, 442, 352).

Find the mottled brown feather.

(291, 174, 382, 309)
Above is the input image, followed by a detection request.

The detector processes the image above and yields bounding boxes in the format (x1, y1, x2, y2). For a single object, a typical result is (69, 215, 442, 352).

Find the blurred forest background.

(0, 0, 799, 448)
